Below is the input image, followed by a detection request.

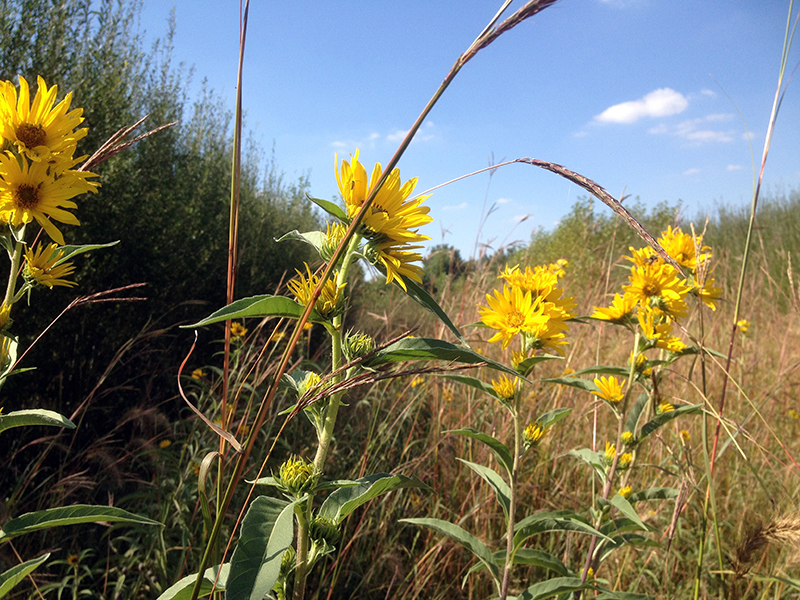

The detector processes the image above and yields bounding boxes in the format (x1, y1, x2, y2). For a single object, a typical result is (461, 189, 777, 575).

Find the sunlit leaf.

(156, 564, 229, 599)
(515, 354, 562, 377)
(319, 474, 431, 524)
(401, 518, 500, 587)
(185, 295, 323, 328)
(517, 576, 596, 600)
(624, 393, 649, 435)
(465, 548, 573, 583)
(513, 511, 610, 549)
(0, 409, 75, 435)
(0, 505, 160, 543)
(306, 195, 347, 221)
(227, 496, 300, 600)
(457, 459, 510, 520)
(54, 241, 119, 266)
(0, 553, 49, 598)
(447, 428, 513, 475)
(535, 407, 572, 430)
(276, 230, 326, 255)
(542, 375, 598, 393)
(608, 494, 652, 532)
(627, 487, 679, 504)
(638, 404, 702, 441)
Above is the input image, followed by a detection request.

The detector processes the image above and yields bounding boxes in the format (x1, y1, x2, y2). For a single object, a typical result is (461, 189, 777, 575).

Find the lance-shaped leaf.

(625, 393, 650, 436)
(276, 230, 326, 255)
(599, 517, 649, 537)
(364, 337, 518, 377)
(593, 592, 655, 600)
(447, 428, 513, 475)
(535, 407, 572, 430)
(441, 374, 502, 399)
(0, 553, 49, 598)
(517, 576, 596, 600)
(542, 375, 598, 393)
(607, 493, 652, 532)
(563, 365, 629, 378)
(596, 533, 659, 563)
(53, 241, 119, 266)
(306, 195, 347, 221)
(401, 518, 500, 588)
(465, 548, 573, 581)
(627, 487, 679, 504)
(319, 474, 431, 524)
(0, 409, 75, 435)
(227, 496, 300, 600)
(0, 505, 160, 543)
(457, 459, 510, 520)
(567, 448, 606, 480)
(515, 354, 562, 377)
(185, 295, 323, 328)
(638, 404, 702, 441)
(156, 564, 229, 600)
(513, 511, 610, 549)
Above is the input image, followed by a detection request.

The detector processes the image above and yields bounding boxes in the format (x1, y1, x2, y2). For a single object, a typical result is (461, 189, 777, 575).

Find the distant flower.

(603, 442, 616, 465)
(491, 374, 517, 402)
(618, 452, 633, 469)
(621, 430, 636, 446)
(592, 376, 624, 404)
(523, 422, 546, 448)
(618, 485, 633, 498)
(230, 322, 248, 338)
(657, 401, 675, 414)
(191, 368, 206, 380)
(789, 409, 799, 420)
(410, 376, 424, 388)
(159, 439, 171, 449)
(680, 429, 691, 442)
(67, 554, 80, 566)
(737, 319, 750, 334)
(23, 242, 76, 288)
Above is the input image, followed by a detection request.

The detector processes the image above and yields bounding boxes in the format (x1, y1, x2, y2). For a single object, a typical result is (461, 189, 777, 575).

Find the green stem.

(4, 239, 22, 307)
(500, 397, 522, 600)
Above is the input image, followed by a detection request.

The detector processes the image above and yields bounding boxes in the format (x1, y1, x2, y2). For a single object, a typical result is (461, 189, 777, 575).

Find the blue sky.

(140, 1, 799, 259)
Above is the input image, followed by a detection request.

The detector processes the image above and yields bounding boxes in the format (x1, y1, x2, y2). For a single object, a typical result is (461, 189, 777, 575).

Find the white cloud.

(595, 88, 688, 124)
(650, 114, 736, 144)
(727, 164, 743, 171)
(331, 140, 348, 149)
(387, 129, 408, 142)
(368, 132, 380, 140)
(496, 197, 512, 205)
(683, 168, 701, 175)
(700, 89, 716, 97)
(442, 202, 468, 212)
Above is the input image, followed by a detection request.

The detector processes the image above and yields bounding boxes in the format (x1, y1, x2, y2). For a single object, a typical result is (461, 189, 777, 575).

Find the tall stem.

(4, 240, 22, 307)
(500, 397, 522, 600)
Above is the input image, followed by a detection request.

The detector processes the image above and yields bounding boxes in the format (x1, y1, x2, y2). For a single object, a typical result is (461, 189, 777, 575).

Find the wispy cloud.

(727, 164, 743, 171)
(442, 202, 468, 212)
(594, 88, 688, 124)
(496, 197, 512, 205)
(683, 168, 701, 175)
(650, 114, 735, 144)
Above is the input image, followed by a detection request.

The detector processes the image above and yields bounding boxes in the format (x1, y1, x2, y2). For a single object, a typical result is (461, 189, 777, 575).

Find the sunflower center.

(642, 283, 660, 297)
(14, 184, 40, 209)
(507, 310, 525, 329)
(16, 123, 47, 149)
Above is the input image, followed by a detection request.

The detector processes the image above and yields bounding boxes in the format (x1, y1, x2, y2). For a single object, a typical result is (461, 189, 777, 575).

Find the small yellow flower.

(410, 376, 424, 388)
(591, 376, 624, 404)
(303, 321, 313, 331)
(737, 319, 750, 334)
(192, 462, 201, 476)
(230, 322, 248, 338)
(680, 429, 691, 442)
(23, 242, 76, 288)
(270, 331, 286, 342)
(287, 263, 346, 320)
(618, 452, 633, 469)
(66, 554, 80, 566)
(191, 368, 206, 380)
(789, 409, 799, 420)
(630, 352, 652, 376)
(442, 388, 452, 402)
(523, 422, 546, 448)
(591, 293, 637, 324)
(657, 401, 675, 414)
(621, 430, 635, 445)
(159, 439, 172, 449)
(491, 374, 517, 401)
(603, 442, 616, 465)
(618, 485, 633, 498)
(0, 303, 10, 329)
(279, 456, 315, 495)
(587, 567, 594, 578)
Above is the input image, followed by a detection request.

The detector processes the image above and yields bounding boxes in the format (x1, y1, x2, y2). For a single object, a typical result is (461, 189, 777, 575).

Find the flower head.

(479, 284, 546, 349)
(230, 322, 248, 338)
(737, 319, 750, 334)
(657, 400, 675, 414)
(0, 76, 88, 166)
(658, 225, 711, 271)
(591, 375, 625, 404)
(287, 263, 347, 320)
(624, 264, 690, 320)
(23, 242, 76, 288)
(619, 485, 633, 498)
(523, 422, 547, 449)
(591, 293, 637, 325)
(491, 374, 517, 402)
(191, 368, 206, 380)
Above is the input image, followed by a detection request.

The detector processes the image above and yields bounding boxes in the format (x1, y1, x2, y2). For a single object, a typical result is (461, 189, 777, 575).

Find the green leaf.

(625, 393, 650, 436)
(594, 592, 655, 600)
(306, 195, 347, 221)
(513, 511, 610, 549)
(466, 549, 572, 581)
(457, 459, 510, 520)
(401, 518, 500, 587)
(0, 553, 49, 598)
(227, 496, 299, 600)
(0, 409, 75, 435)
(276, 230, 326, 255)
(627, 487, 679, 504)
(394, 276, 464, 342)
(54, 241, 119, 266)
(535, 407, 572, 430)
(365, 337, 518, 377)
(517, 576, 596, 600)
(319, 473, 431, 524)
(566, 448, 605, 479)
(441, 374, 501, 400)
(185, 294, 323, 328)
(0, 505, 161, 543)
(596, 534, 659, 562)
(599, 517, 649, 537)
(542, 376, 598, 393)
(447, 428, 513, 475)
(515, 354, 562, 377)
(156, 564, 229, 599)
(567, 365, 629, 378)
(608, 494, 652, 532)
(638, 404, 702, 441)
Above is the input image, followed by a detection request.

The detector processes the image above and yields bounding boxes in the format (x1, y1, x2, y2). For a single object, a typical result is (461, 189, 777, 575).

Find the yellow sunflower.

(693, 277, 722, 311)
(491, 374, 517, 401)
(591, 293, 637, 324)
(0, 153, 97, 244)
(0, 76, 87, 165)
(368, 239, 425, 291)
(623, 263, 690, 320)
(287, 263, 346, 320)
(591, 376, 624, 404)
(23, 242, 76, 288)
(478, 284, 547, 349)
(658, 225, 711, 271)
(335, 150, 432, 243)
